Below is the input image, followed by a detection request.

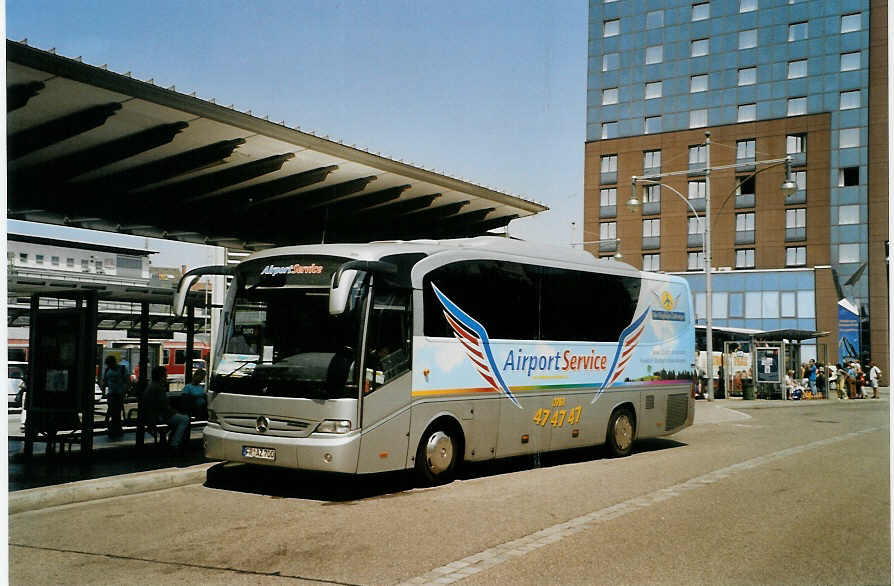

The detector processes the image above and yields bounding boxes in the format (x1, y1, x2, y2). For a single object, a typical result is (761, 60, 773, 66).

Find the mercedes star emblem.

(256, 416, 270, 433)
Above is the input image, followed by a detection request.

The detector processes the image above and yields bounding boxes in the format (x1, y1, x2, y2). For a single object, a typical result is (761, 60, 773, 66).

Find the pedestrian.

(868, 361, 881, 399)
(837, 363, 847, 399)
(100, 355, 129, 437)
(806, 359, 817, 398)
(815, 364, 826, 399)
(846, 362, 858, 399)
(142, 366, 189, 453)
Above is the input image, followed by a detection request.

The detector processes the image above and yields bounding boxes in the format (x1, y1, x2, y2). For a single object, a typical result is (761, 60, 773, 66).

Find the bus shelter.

(9, 274, 210, 458)
(696, 326, 829, 400)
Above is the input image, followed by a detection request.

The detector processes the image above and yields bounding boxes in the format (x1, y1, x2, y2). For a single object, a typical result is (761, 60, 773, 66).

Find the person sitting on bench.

(180, 370, 208, 419)
(142, 366, 189, 452)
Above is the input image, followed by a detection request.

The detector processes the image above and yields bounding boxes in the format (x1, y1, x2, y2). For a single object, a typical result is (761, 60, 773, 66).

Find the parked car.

(8, 361, 27, 407)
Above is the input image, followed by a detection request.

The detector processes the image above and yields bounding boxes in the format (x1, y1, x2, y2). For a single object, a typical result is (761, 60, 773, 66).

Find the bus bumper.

(203, 424, 362, 473)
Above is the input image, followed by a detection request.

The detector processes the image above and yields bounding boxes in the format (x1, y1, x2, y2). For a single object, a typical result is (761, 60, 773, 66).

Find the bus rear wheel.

(415, 427, 458, 485)
(606, 407, 635, 458)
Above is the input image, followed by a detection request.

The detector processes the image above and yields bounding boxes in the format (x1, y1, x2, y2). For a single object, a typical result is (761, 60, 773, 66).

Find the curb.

(9, 462, 215, 515)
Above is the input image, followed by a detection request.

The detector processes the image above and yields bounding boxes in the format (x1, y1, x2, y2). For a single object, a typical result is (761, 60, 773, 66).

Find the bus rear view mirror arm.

(174, 265, 236, 316)
(329, 260, 397, 316)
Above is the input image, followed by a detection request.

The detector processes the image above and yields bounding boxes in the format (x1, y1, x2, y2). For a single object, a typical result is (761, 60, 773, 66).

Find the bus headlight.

(316, 419, 351, 434)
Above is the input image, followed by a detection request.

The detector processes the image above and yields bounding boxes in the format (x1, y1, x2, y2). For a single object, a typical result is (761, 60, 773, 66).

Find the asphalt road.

(9, 399, 890, 585)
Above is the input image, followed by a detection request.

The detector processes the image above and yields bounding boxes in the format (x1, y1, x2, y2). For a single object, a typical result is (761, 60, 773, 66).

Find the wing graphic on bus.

(591, 308, 650, 403)
(431, 283, 522, 409)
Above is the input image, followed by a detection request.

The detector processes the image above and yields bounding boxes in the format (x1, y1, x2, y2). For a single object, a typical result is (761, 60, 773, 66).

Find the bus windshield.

(212, 268, 366, 400)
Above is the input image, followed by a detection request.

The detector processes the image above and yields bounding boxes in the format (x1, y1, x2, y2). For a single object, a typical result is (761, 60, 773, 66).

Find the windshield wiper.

(222, 359, 272, 378)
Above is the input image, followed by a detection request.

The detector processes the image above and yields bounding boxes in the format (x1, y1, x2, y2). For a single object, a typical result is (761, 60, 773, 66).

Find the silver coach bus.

(176, 237, 695, 484)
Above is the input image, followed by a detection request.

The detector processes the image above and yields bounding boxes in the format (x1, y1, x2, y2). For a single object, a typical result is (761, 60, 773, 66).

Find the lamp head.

(780, 178, 798, 196)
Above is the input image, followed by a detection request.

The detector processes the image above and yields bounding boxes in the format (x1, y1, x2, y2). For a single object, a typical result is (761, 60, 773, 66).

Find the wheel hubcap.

(425, 431, 454, 475)
(614, 415, 633, 450)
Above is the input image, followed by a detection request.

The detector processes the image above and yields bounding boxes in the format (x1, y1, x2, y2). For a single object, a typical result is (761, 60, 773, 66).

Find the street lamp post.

(571, 237, 624, 260)
(627, 131, 797, 401)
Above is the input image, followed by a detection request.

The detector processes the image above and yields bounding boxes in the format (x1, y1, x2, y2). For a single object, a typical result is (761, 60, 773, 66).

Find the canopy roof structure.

(7, 40, 547, 251)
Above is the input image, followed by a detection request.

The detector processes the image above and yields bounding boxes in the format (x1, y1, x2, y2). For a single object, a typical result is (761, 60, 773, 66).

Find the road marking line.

(399, 427, 883, 585)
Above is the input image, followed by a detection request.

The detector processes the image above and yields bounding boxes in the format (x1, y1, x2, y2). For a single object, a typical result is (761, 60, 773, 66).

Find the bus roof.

(234, 237, 683, 283)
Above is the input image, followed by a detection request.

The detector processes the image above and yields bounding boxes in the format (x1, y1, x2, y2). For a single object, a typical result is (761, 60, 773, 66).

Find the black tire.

(415, 426, 459, 486)
(605, 407, 635, 458)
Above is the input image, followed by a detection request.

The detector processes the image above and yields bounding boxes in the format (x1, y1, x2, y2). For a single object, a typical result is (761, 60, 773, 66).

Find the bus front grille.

(665, 393, 689, 431)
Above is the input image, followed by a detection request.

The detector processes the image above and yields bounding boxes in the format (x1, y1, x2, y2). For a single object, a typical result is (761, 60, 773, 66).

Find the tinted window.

(424, 261, 641, 342)
(539, 267, 640, 342)
(424, 261, 539, 340)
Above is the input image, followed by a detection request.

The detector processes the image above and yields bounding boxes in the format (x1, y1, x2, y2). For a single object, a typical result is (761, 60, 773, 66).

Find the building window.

(787, 59, 807, 79)
(689, 144, 707, 166)
(793, 170, 806, 192)
(688, 180, 707, 199)
(740, 0, 757, 12)
(737, 104, 756, 122)
(737, 176, 755, 196)
(838, 167, 860, 186)
(604, 19, 620, 37)
(736, 139, 756, 161)
(600, 221, 617, 241)
(643, 150, 661, 171)
(688, 251, 705, 270)
(644, 116, 662, 134)
(690, 109, 707, 128)
(788, 22, 808, 41)
(786, 208, 806, 228)
(838, 204, 859, 224)
(691, 74, 708, 92)
(645, 45, 663, 64)
(643, 254, 660, 271)
(601, 154, 618, 174)
(35, 254, 44, 265)
(691, 38, 709, 57)
(787, 96, 807, 116)
(787, 134, 807, 155)
(738, 67, 756, 86)
(691, 3, 709, 21)
(839, 128, 860, 148)
(600, 188, 617, 207)
(840, 90, 860, 110)
(735, 249, 755, 268)
(51, 256, 60, 266)
(841, 51, 860, 71)
(841, 13, 861, 33)
(643, 184, 660, 203)
(601, 121, 618, 139)
(602, 88, 618, 105)
(736, 212, 755, 232)
(646, 10, 664, 29)
(739, 29, 757, 49)
(645, 81, 662, 99)
(81, 259, 89, 271)
(603, 52, 620, 71)
(786, 247, 807, 267)
(689, 216, 705, 235)
(19, 253, 28, 263)
(839, 243, 860, 263)
(643, 218, 660, 237)
(66, 258, 75, 268)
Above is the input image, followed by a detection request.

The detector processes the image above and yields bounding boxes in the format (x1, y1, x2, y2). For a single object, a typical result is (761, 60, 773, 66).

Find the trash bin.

(743, 384, 755, 400)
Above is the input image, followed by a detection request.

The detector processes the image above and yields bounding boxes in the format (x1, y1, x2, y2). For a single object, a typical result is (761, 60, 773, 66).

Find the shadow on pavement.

(204, 438, 687, 503)
(9, 436, 212, 492)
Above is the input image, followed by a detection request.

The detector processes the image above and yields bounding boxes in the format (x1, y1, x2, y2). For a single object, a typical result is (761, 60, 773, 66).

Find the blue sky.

(7, 1, 588, 267)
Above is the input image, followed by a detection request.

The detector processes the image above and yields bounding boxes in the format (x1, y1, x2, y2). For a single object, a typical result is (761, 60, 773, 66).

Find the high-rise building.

(584, 0, 887, 376)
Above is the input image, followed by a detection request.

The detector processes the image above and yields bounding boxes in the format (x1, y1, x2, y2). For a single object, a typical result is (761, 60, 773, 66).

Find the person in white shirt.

(868, 361, 882, 399)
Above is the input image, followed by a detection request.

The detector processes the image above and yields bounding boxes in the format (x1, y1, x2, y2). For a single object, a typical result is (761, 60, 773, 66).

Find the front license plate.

(242, 446, 276, 461)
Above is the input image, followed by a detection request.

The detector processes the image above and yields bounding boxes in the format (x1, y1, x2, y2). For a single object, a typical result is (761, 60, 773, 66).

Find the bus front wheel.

(415, 426, 458, 485)
(606, 407, 635, 458)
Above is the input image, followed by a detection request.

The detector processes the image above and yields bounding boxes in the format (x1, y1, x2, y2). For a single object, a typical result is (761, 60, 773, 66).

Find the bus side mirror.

(174, 265, 235, 316)
(329, 269, 359, 315)
(329, 260, 397, 315)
